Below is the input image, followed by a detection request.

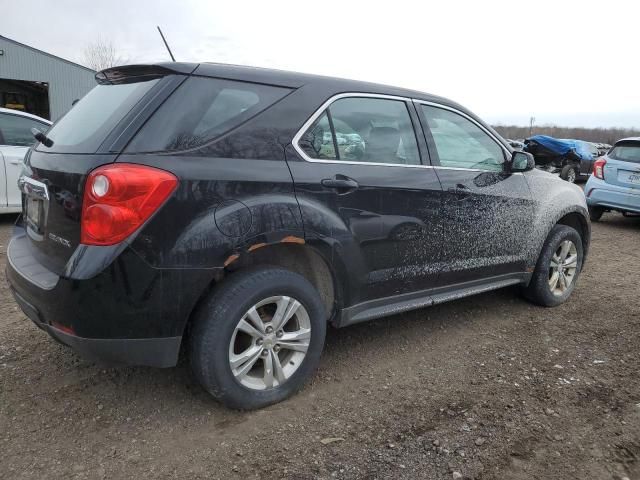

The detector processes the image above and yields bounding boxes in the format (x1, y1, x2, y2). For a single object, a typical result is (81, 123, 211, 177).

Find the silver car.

(0, 108, 51, 213)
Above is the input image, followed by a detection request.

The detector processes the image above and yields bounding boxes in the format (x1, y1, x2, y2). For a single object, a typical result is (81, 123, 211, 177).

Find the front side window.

(299, 96, 420, 165)
(127, 77, 291, 152)
(0, 113, 49, 147)
(421, 105, 505, 172)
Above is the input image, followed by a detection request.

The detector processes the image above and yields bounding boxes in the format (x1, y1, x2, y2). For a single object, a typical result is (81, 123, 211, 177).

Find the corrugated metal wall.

(0, 36, 96, 121)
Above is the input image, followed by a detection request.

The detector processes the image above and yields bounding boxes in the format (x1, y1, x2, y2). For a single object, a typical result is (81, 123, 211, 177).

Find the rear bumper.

(10, 286, 180, 366)
(6, 230, 215, 367)
(585, 177, 640, 213)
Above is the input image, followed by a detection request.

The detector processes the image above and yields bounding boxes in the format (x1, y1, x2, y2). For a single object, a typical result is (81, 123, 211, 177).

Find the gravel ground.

(1, 213, 639, 480)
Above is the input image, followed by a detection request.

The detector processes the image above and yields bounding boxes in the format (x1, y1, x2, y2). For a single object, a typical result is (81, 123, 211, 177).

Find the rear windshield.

(125, 76, 290, 152)
(609, 143, 640, 164)
(38, 78, 160, 153)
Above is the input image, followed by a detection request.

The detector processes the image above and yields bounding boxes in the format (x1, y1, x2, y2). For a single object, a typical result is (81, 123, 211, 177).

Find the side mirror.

(511, 151, 535, 172)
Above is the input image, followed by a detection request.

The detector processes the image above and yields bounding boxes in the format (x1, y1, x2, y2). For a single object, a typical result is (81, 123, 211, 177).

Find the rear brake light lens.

(593, 158, 606, 180)
(81, 164, 178, 246)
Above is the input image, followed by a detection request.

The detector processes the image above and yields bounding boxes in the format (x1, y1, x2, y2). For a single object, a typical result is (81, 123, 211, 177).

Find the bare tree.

(83, 38, 123, 71)
(493, 124, 640, 144)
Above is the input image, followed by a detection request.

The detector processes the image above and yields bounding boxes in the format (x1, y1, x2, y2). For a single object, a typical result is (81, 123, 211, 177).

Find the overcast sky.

(2, 0, 637, 128)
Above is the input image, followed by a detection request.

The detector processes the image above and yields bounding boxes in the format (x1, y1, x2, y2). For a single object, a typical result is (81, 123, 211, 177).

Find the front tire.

(189, 266, 327, 410)
(524, 225, 584, 307)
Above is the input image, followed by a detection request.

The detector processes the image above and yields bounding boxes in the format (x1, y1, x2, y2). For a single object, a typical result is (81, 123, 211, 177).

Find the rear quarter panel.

(118, 154, 304, 268)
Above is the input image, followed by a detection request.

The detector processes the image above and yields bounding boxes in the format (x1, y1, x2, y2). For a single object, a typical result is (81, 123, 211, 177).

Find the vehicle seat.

(365, 127, 401, 164)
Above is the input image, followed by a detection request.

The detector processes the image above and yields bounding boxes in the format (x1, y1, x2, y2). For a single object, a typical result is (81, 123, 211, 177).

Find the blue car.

(585, 137, 640, 220)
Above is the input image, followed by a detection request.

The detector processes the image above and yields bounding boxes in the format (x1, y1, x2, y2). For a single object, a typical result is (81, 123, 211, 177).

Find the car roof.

(0, 107, 52, 125)
(616, 137, 640, 144)
(198, 62, 464, 107)
(106, 62, 470, 113)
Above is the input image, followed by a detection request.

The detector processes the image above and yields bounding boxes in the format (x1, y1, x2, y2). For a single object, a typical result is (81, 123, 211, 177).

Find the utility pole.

(529, 116, 536, 137)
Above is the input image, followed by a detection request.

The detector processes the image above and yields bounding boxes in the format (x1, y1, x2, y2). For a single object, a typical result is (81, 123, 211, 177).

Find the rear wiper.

(31, 127, 54, 148)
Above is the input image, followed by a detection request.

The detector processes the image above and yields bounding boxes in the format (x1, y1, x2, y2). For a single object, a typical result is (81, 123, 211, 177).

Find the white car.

(0, 108, 52, 213)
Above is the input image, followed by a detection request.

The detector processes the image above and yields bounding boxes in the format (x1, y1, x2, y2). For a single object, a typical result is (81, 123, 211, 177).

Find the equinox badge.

(48, 233, 72, 248)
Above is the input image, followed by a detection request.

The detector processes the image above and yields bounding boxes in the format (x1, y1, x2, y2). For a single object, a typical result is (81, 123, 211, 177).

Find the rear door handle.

(321, 176, 359, 192)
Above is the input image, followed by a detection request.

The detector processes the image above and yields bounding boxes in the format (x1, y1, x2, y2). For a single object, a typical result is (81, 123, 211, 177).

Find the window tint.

(41, 78, 160, 153)
(609, 143, 640, 164)
(127, 77, 290, 152)
(0, 113, 49, 147)
(298, 97, 420, 165)
(421, 105, 505, 171)
(298, 112, 337, 160)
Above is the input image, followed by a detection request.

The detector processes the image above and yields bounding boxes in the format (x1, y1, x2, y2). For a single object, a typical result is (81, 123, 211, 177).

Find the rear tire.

(524, 225, 583, 307)
(589, 206, 605, 222)
(189, 266, 326, 410)
(560, 164, 578, 183)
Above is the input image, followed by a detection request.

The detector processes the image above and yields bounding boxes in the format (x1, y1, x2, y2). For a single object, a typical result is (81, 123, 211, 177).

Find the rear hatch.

(603, 140, 640, 190)
(21, 65, 191, 275)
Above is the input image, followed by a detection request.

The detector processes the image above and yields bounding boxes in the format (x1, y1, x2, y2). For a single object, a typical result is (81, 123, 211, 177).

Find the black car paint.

(285, 144, 444, 304)
(6, 62, 591, 367)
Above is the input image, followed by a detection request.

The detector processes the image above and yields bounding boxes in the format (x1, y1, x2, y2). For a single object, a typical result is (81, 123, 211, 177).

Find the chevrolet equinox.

(7, 63, 590, 409)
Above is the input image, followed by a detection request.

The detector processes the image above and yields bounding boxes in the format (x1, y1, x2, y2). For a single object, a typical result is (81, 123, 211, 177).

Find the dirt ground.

(1, 213, 639, 480)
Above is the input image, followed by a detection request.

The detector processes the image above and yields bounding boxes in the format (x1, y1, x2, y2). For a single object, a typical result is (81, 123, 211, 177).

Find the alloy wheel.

(548, 240, 578, 296)
(228, 296, 311, 390)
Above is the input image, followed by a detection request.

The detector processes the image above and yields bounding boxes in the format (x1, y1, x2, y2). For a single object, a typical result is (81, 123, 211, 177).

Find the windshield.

(39, 78, 160, 153)
(609, 143, 640, 164)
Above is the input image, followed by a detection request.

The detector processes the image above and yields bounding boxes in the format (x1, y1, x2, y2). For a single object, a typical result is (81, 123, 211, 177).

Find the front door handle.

(447, 184, 470, 194)
(447, 184, 472, 199)
(321, 176, 359, 193)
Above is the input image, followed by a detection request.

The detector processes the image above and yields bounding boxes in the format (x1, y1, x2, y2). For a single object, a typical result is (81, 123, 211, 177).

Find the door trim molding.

(336, 272, 530, 327)
(291, 92, 517, 173)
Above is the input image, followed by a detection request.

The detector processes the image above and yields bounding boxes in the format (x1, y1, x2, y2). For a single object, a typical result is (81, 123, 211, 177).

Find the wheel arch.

(181, 238, 343, 344)
(556, 211, 590, 259)
(529, 208, 591, 273)
(224, 241, 340, 322)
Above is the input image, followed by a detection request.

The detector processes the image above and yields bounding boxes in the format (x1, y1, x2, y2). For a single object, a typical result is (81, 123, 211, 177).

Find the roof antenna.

(157, 26, 176, 62)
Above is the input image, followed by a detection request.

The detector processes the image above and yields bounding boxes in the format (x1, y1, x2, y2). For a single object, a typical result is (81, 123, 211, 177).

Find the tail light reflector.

(81, 164, 178, 246)
(593, 158, 606, 180)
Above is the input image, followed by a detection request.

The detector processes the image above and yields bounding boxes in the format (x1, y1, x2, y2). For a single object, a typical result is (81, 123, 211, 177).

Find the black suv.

(7, 63, 590, 409)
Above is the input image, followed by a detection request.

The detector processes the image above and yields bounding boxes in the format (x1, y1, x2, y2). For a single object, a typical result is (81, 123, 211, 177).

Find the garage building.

(0, 35, 96, 121)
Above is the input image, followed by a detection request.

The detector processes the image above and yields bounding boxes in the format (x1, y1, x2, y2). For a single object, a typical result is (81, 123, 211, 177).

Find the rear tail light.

(593, 158, 606, 180)
(81, 164, 178, 246)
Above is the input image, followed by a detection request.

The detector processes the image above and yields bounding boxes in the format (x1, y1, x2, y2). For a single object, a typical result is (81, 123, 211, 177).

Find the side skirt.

(336, 272, 531, 328)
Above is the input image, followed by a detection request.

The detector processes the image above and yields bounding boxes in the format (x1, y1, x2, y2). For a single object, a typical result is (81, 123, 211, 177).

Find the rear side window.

(40, 79, 160, 153)
(299, 97, 420, 165)
(298, 112, 337, 160)
(0, 113, 49, 147)
(609, 143, 640, 164)
(127, 77, 290, 152)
